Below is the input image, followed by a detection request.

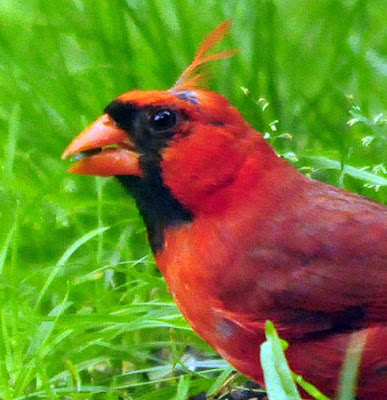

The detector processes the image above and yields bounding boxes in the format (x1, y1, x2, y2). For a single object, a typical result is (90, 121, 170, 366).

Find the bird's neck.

(117, 132, 297, 253)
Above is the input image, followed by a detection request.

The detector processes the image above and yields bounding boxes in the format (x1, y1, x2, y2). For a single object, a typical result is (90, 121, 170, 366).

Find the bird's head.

(62, 21, 282, 250)
(63, 86, 262, 203)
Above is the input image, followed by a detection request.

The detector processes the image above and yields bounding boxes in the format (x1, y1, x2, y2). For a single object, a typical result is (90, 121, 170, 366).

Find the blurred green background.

(0, 0, 386, 398)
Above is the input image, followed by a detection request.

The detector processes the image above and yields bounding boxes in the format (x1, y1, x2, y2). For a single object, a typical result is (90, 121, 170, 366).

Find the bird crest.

(171, 20, 238, 92)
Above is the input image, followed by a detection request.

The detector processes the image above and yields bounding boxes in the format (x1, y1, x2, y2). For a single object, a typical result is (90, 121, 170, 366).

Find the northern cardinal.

(63, 21, 387, 399)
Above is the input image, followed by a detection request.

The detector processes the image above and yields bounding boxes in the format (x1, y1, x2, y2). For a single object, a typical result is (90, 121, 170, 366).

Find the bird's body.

(157, 166, 387, 399)
(63, 21, 387, 399)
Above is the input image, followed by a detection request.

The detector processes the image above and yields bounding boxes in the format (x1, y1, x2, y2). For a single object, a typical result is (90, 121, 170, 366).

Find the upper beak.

(62, 114, 143, 177)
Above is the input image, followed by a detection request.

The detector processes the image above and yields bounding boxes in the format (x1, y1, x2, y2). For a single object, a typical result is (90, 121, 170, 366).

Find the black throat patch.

(105, 99, 194, 253)
(117, 169, 193, 254)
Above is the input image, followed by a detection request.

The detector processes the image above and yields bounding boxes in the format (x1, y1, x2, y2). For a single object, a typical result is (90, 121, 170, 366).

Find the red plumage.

(63, 21, 387, 399)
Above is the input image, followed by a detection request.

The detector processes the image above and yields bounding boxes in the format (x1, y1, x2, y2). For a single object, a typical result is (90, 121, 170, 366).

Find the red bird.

(63, 21, 387, 399)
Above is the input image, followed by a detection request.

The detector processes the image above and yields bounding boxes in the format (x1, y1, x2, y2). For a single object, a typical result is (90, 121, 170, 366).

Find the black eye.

(149, 109, 178, 132)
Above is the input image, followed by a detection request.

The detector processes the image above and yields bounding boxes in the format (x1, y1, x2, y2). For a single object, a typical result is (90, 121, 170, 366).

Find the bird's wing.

(216, 182, 387, 339)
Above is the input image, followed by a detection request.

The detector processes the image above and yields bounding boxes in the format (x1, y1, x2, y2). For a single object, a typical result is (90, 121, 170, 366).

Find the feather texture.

(172, 20, 238, 91)
(63, 21, 387, 400)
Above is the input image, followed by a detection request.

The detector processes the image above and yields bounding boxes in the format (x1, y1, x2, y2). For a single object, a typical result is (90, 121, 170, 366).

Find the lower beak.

(62, 114, 143, 177)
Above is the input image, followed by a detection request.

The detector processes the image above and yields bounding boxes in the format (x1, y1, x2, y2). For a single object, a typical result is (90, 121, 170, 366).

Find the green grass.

(0, 0, 386, 398)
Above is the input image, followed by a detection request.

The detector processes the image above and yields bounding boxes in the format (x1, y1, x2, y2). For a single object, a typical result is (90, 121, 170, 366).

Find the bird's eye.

(149, 109, 178, 132)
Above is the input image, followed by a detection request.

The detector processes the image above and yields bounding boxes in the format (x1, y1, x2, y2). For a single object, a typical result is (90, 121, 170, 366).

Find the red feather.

(63, 21, 387, 399)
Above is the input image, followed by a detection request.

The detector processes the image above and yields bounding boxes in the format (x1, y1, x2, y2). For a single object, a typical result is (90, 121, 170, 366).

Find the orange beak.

(62, 114, 143, 177)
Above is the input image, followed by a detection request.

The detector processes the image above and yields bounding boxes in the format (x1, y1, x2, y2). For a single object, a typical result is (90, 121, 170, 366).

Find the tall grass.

(0, 0, 385, 398)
